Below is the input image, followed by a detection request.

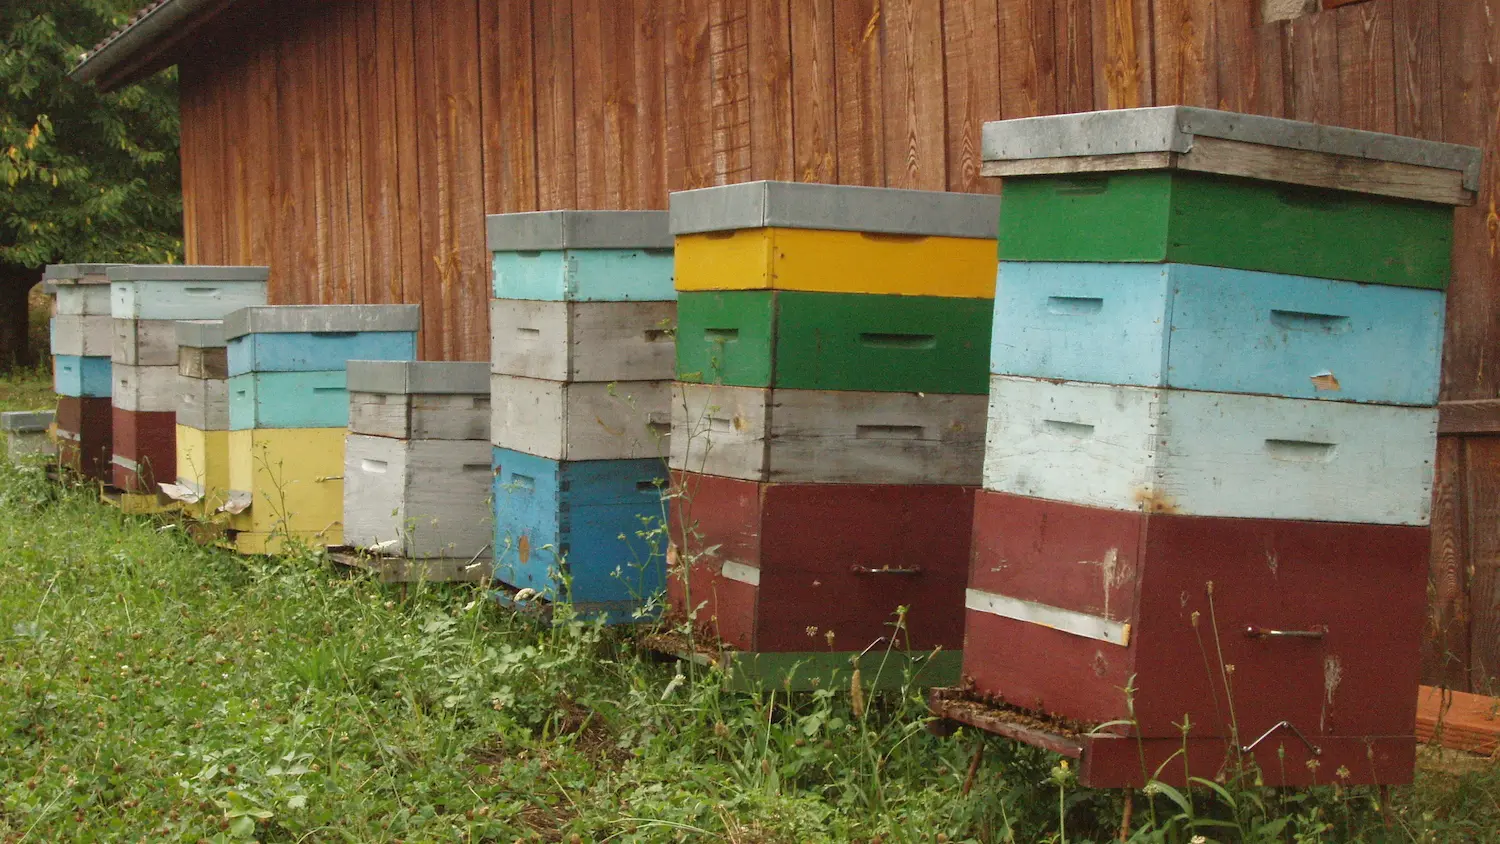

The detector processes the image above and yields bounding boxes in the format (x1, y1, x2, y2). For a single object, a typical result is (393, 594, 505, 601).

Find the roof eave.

(70, 0, 239, 90)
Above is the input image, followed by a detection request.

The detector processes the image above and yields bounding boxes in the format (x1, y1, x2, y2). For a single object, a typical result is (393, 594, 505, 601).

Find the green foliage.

(1, 0, 181, 269)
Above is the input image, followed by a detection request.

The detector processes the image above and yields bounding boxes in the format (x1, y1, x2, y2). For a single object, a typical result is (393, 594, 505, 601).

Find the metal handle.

(1245, 625, 1326, 640)
(1241, 720, 1322, 757)
(850, 565, 923, 576)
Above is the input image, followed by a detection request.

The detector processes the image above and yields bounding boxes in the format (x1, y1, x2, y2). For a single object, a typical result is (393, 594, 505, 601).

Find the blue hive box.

(487, 211, 675, 302)
(54, 355, 113, 398)
(490, 446, 669, 623)
(223, 305, 420, 377)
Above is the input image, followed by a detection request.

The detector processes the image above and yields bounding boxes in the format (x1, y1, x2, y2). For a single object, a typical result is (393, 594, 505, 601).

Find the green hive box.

(675, 290, 991, 394)
(997, 170, 1453, 290)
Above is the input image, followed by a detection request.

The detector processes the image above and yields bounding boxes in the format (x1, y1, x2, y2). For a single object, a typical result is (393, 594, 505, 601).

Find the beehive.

(223, 305, 419, 555)
(487, 210, 674, 621)
(2, 411, 57, 464)
(664, 182, 999, 686)
(933, 106, 1482, 788)
(106, 265, 269, 495)
(45, 264, 119, 482)
(343, 360, 493, 580)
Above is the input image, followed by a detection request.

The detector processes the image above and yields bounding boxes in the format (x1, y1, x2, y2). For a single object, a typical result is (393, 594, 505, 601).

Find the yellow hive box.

(673, 228, 997, 298)
(230, 530, 340, 557)
(175, 425, 231, 516)
(227, 427, 345, 546)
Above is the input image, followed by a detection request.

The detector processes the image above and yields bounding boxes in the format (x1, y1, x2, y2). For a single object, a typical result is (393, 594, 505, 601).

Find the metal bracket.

(1240, 720, 1322, 757)
(850, 565, 923, 576)
(1245, 625, 1326, 640)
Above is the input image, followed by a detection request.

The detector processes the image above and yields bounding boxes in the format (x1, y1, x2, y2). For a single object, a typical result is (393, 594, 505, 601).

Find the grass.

(1, 365, 1499, 842)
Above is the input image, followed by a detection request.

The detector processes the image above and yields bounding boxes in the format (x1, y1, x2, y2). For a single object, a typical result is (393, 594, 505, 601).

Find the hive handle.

(1244, 624, 1327, 640)
(850, 565, 923, 576)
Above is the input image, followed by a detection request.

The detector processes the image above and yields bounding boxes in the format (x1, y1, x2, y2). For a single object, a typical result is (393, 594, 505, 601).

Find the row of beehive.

(31, 107, 1479, 789)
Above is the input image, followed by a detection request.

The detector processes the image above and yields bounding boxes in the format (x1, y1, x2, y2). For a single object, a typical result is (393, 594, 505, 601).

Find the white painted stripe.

(111, 454, 140, 472)
(965, 588, 1130, 647)
(720, 560, 762, 586)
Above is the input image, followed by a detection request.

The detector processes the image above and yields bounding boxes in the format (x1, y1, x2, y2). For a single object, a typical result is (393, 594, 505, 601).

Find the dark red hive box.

(667, 471, 973, 654)
(55, 396, 113, 482)
(110, 408, 176, 492)
(960, 490, 1429, 786)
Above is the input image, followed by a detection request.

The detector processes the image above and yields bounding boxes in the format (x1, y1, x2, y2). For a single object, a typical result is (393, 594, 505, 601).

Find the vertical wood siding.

(176, 0, 1500, 690)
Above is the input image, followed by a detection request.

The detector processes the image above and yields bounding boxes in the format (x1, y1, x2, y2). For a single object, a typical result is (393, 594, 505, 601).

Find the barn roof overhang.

(69, 0, 246, 90)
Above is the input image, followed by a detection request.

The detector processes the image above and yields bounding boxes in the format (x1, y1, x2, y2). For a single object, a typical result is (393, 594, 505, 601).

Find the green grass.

(0, 361, 1498, 842)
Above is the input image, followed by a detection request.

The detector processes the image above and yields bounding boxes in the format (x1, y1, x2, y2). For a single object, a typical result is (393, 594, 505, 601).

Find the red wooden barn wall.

(174, 0, 1500, 693)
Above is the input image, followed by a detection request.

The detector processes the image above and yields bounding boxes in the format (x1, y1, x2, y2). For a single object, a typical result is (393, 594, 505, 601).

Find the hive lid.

(347, 360, 491, 395)
(224, 305, 422, 339)
(106, 264, 271, 282)
(175, 319, 227, 348)
(486, 211, 672, 251)
(44, 263, 117, 283)
(981, 106, 1484, 205)
(669, 181, 1002, 238)
(1, 410, 55, 432)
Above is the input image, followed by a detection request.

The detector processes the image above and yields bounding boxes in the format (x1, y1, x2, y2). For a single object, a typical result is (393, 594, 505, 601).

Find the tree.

(0, 1, 181, 370)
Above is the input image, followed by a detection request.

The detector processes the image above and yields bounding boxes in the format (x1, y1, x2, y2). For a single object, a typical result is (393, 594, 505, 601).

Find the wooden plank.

(1054, 0, 1093, 114)
(1253, 12, 1287, 117)
(999, 0, 1057, 118)
(1467, 438, 1500, 690)
(1437, 0, 1499, 403)
(177, 62, 202, 265)
(534, 0, 578, 208)
(633, 0, 668, 207)
(1152, 0, 1215, 107)
(1336, 0, 1396, 133)
(1091, 0, 1151, 109)
(392, 0, 423, 323)
(500, 0, 540, 213)
(243, 32, 277, 268)
(361, 0, 398, 303)
(1416, 686, 1500, 754)
(1213, 0, 1258, 113)
(1285, 7, 1341, 125)
(412, 0, 445, 357)
(313, 6, 347, 306)
(1424, 439, 1472, 689)
(341, 1, 369, 304)
(670, 383, 986, 485)
(790, 0, 837, 183)
(1440, 401, 1500, 436)
(442, 0, 488, 361)
(666, 0, 713, 191)
(572, 0, 609, 207)
(1391, 0, 1443, 141)
(832, 0, 884, 184)
(942, 0, 1000, 194)
(747, 0, 794, 182)
(710, 0, 753, 185)
(881, 0, 946, 191)
(218, 53, 248, 263)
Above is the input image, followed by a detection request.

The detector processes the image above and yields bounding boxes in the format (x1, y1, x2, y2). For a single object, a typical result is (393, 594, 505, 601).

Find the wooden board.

(50, 315, 113, 357)
(226, 331, 418, 375)
(671, 383, 986, 485)
(55, 396, 114, 482)
(112, 319, 180, 367)
(343, 433, 494, 559)
(667, 470, 973, 652)
(675, 290, 991, 394)
(998, 170, 1456, 289)
(111, 364, 180, 413)
(1416, 685, 1500, 755)
(179, 346, 229, 381)
(491, 446, 668, 623)
(110, 408, 177, 492)
(965, 491, 1430, 741)
(991, 261, 1445, 405)
(489, 374, 671, 461)
(228, 371, 349, 430)
(673, 228, 998, 297)
(348, 392, 490, 441)
(488, 299, 677, 382)
(985, 375, 1439, 525)
(226, 426, 347, 538)
(53, 355, 113, 399)
(490, 248, 677, 302)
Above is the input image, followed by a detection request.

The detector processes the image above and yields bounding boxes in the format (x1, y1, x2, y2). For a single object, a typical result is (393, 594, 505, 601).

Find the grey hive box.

(347, 360, 491, 441)
(489, 299, 675, 383)
(3, 410, 57, 463)
(669, 180, 1003, 237)
(51, 315, 113, 357)
(343, 433, 495, 567)
(177, 320, 229, 381)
